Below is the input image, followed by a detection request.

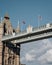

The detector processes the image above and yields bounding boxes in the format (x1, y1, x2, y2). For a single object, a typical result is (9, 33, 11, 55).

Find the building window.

(8, 57, 12, 65)
(13, 55, 15, 65)
(8, 55, 15, 65)
(8, 49, 11, 54)
(5, 59, 7, 65)
(4, 23, 7, 34)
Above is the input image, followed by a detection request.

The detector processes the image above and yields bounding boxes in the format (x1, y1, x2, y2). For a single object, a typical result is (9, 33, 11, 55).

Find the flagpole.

(22, 21, 26, 30)
(38, 15, 42, 29)
(38, 15, 39, 29)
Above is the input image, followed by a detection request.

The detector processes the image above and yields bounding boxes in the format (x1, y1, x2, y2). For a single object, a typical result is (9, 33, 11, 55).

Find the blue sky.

(0, 0, 52, 30)
(0, 0, 52, 65)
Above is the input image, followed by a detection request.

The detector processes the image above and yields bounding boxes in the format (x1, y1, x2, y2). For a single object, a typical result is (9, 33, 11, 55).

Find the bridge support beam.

(16, 44, 20, 65)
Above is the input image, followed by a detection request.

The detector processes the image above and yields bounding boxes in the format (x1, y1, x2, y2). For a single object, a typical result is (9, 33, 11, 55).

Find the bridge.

(2, 23, 52, 44)
(1, 23, 52, 65)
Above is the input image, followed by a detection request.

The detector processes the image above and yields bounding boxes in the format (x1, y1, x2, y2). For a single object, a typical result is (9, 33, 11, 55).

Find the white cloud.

(46, 49, 52, 62)
(25, 53, 35, 61)
(21, 38, 52, 64)
(36, 39, 52, 54)
(42, 39, 52, 48)
(21, 49, 36, 62)
(20, 57, 25, 62)
(38, 49, 52, 64)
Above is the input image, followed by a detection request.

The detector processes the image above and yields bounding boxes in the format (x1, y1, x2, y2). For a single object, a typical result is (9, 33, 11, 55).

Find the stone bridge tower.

(0, 14, 23, 65)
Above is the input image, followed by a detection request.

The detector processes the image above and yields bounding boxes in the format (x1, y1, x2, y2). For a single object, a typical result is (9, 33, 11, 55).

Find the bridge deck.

(2, 24, 52, 43)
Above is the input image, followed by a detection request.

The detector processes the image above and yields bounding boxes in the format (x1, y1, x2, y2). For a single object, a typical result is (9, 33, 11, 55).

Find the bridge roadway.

(2, 24, 52, 44)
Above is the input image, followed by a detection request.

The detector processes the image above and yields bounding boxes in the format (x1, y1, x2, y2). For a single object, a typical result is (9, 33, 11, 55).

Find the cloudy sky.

(21, 39, 52, 65)
(0, 0, 52, 65)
